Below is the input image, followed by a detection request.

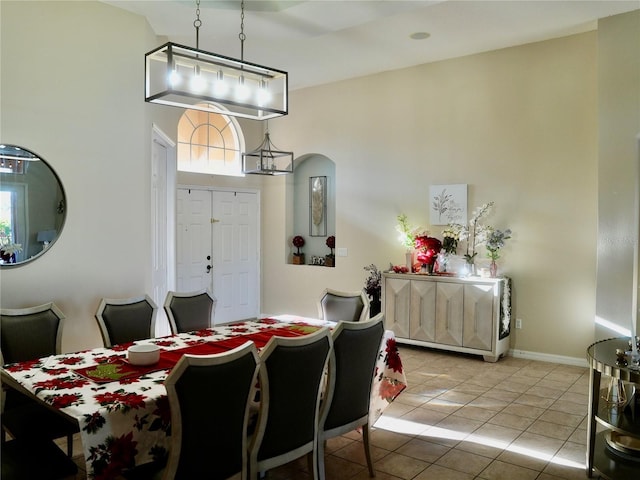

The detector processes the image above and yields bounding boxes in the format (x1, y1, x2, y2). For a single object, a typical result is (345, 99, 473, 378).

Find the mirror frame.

(0, 144, 67, 268)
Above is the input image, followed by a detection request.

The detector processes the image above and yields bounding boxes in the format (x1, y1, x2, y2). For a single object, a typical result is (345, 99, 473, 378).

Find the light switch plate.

(336, 247, 348, 257)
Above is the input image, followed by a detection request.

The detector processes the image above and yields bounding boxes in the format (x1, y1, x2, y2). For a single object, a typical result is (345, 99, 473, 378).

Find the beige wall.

(596, 10, 640, 341)
(264, 32, 599, 360)
(0, 1, 266, 353)
(2, 1, 636, 362)
(1, 1, 160, 352)
(0, 1, 150, 350)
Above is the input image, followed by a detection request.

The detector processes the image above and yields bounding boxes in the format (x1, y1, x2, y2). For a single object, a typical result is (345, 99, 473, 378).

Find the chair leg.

(248, 457, 263, 480)
(308, 450, 318, 480)
(362, 424, 375, 477)
(317, 439, 327, 480)
(66, 433, 73, 457)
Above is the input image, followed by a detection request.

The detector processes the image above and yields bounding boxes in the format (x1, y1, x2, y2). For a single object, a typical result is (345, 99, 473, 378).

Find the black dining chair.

(0, 303, 80, 460)
(248, 327, 333, 480)
(163, 341, 261, 480)
(317, 314, 385, 479)
(164, 289, 216, 334)
(95, 295, 158, 347)
(317, 288, 370, 322)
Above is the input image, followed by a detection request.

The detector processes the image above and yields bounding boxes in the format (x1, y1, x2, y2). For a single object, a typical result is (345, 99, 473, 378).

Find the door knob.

(206, 265, 212, 272)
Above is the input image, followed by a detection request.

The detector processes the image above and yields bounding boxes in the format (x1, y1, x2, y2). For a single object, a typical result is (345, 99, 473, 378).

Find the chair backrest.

(0, 303, 65, 364)
(163, 341, 260, 480)
(249, 327, 332, 474)
(317, 288, 370, 323)
(164, 289, 216, 334)
(95, 295, 158, 347)
(320, 314, 385, 437)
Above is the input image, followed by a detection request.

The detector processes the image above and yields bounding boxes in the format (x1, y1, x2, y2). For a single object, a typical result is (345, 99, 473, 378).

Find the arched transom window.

(177, 105, 243, 176)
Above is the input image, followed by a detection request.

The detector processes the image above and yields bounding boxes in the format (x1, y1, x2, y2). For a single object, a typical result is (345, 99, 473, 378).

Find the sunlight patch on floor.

(375, 416, 585, 469)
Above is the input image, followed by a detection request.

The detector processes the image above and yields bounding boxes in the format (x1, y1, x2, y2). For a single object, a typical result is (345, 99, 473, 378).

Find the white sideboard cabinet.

(382, 273, 511, 362)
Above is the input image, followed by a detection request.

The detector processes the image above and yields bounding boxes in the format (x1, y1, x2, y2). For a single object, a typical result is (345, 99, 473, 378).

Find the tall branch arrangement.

(449, 201, 494, 264)
(396, 214, 424, 250)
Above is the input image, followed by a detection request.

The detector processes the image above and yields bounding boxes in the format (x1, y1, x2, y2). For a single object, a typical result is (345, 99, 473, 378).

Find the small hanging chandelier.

(243, 121, 294, 175)
(145, 0, 288, 120)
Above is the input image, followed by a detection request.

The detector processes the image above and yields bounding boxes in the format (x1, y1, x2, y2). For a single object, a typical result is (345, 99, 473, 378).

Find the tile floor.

(61, 345, 596, 480)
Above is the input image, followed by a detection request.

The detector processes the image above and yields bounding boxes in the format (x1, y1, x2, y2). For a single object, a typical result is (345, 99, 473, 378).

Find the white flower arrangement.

(441, 226, 460, 255)
(449, 201, 494, 264)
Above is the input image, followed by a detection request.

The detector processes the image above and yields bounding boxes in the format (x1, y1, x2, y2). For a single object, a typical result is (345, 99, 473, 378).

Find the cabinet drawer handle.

(446, 299, 450, 331)
(474, 304, 478, 334)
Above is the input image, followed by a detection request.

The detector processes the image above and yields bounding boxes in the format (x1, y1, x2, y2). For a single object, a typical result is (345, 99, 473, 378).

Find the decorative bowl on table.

(127, 344, 160, 366)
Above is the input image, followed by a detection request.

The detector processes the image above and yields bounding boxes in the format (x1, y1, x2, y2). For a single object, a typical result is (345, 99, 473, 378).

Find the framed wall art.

(309, 176, 327, 236)
(429, 184, 467, 225)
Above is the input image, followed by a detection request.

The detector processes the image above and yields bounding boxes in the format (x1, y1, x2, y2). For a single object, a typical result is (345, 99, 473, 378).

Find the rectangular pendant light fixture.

(145, 42, 288, 120)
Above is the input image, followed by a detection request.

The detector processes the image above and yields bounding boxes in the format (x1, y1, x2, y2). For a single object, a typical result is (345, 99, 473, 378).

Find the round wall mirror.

(0, 144, 66, 267)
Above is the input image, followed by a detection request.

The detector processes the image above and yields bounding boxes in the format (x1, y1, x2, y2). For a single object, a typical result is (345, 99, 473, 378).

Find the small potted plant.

(292, 235, 305, 265)
(325, 235, 335, 267)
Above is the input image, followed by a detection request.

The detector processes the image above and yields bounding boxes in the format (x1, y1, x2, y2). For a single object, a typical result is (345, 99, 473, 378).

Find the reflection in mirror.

(0, 145, 66, 266)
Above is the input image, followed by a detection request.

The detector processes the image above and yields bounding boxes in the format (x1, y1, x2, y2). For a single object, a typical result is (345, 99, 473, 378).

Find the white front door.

(177, 188, 213, 292)
(212, 190, 259, 323)
(177, 188, 259, 324)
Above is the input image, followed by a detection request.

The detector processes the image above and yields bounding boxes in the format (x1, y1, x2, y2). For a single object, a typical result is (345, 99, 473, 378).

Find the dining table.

(1, 315, 407, 479)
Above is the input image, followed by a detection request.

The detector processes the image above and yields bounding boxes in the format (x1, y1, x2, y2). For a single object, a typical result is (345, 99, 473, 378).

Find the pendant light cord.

(194, 0, 202, 49)
(239, 0, 246, 61)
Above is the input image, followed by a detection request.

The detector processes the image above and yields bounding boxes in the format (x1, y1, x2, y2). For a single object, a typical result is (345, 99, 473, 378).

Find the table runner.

(1, 318, 406, 479)
(73, 325, 313, 384)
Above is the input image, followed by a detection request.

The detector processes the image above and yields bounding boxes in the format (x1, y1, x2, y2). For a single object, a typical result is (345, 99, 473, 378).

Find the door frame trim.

(151, 125, 177, 337)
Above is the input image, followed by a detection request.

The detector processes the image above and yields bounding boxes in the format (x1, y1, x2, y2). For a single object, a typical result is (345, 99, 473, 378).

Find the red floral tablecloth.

(1, 318, 406, 479)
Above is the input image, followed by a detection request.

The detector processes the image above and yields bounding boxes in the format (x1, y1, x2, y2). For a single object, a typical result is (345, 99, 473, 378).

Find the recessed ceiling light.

(410, 32, 431, 40)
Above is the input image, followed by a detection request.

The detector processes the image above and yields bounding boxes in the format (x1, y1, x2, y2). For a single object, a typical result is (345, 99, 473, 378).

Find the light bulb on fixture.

(169, 65, 181, 87)
(190, 65, 206, 92)
(213, 70, 228, 96)
(235, 75, 250, 101)
(257, 79, 271, 106)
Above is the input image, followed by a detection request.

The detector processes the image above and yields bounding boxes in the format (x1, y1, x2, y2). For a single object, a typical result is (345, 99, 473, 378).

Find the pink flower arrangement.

(414, 235, 442, 265)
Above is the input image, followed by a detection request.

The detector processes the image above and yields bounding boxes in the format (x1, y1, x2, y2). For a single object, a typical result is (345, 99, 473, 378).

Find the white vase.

(405, 250, 413, 272)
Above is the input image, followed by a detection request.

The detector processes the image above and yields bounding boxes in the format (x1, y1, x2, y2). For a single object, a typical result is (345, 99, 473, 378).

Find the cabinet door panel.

(435, 282, 464, 346)
(410, 280, 436, 341)
(384, 278, 411, 338)
(463, 284, 494, 351)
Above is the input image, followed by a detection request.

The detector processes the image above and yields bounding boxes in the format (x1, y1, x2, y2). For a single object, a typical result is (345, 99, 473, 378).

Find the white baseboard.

(508, 348, 588, 368)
